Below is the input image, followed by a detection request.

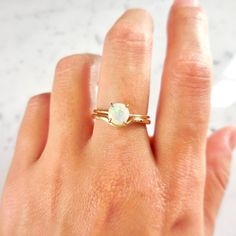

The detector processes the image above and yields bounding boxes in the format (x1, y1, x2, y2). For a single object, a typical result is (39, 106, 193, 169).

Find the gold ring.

(92, 103, 151, 127)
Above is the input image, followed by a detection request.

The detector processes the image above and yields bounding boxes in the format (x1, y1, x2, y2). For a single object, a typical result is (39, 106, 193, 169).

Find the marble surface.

(0, 0, 236, 235)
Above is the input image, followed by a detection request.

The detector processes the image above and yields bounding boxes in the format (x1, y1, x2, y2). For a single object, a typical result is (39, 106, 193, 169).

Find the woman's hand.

(0, 0, 235, 235)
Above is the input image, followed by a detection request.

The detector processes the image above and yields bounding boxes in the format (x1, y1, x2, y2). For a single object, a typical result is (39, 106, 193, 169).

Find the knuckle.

(171, 57, 212, 95)
(56, 55, 76, 73)
(28, 93, 50, 108)
(92, 150, 137, 195)
(170, 214, 193, 233)
(173, 6, 207, 25)
(174, 57, 212, 80)
(92, 165, 133, 208)
(55, 54, 91, 75)
(54, 54, 94, 90)
(90, 144, 160, 207)
(107, 24, 151, 44)
(106, 23, 152, 54)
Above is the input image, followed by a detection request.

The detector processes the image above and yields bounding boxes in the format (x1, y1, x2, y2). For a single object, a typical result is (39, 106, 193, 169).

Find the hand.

(1, 0, 235, 235)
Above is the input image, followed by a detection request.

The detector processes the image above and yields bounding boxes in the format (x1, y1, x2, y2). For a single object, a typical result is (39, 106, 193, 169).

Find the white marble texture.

(0, 0, 236, 234)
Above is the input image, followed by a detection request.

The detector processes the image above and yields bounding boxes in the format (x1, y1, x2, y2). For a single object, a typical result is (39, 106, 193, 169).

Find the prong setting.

(108, 103, 130, 127)
(92, 102, 150, 127)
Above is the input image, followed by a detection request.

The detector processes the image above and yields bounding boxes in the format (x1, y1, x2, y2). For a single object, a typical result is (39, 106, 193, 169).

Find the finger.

(154, 1, 211, 178)
(153, 0, 212, 227)
(204, 127, 236, 236)
(47, 54, 100, 152)
(11, 93, 50, 171)
(93, 9, 153, 137)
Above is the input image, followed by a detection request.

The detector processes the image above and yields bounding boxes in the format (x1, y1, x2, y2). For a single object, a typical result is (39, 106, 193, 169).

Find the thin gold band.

(92, 108, 151, 127)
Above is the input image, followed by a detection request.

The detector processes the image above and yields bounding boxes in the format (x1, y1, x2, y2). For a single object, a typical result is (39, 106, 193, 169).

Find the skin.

(0, 0, 236, 235)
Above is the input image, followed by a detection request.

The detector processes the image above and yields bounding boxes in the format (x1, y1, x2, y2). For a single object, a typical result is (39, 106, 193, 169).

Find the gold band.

(92, 103, 151, 127)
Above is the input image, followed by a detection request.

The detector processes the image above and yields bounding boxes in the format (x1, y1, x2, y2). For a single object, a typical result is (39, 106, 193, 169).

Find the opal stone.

(108, 103, 129, 126)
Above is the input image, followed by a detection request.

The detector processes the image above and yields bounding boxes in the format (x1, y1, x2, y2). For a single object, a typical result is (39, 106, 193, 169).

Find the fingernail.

(229, 129, 236, 151)
(173, 0, 198, 6)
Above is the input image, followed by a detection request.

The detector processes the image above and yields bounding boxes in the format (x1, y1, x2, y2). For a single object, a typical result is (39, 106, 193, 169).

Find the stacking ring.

(92, 103, 151, 127)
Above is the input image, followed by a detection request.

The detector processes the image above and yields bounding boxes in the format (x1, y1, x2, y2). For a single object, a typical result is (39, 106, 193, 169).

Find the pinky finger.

(11, 93, 50, 172)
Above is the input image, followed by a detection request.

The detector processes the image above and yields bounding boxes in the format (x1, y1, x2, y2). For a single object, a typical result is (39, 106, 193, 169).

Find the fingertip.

(106, 8, 153, 44)
(173, 0, 198, 7)
(207, 126, 236, 165)
(210, 126, 236, 149)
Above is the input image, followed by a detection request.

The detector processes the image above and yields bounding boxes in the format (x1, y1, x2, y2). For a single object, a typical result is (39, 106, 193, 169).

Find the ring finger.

(93, 9, 153, 138)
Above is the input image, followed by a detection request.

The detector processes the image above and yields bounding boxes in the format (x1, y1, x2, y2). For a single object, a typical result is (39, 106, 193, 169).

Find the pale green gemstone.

(108, 103, 129, 126)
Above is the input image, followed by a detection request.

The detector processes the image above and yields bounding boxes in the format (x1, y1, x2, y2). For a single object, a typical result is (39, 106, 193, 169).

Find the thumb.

(204, 126, 236, 236)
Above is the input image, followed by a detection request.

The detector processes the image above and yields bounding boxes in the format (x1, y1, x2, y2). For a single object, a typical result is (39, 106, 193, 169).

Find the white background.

(0, 0, 236, 235)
